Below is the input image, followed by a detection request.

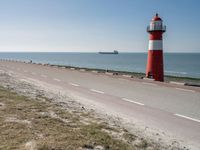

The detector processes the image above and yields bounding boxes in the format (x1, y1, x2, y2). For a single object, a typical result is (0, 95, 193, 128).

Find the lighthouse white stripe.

(148, 40, 163, 50)
(122, 98, 144, 106)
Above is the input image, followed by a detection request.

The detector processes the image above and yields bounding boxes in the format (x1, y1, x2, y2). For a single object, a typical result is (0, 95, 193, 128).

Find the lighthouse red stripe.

(146, 50, 164, 81)
(149, 32, 163, 40)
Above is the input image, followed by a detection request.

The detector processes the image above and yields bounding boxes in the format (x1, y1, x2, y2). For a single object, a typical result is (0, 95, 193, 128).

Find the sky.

(0, 0, 200, 52)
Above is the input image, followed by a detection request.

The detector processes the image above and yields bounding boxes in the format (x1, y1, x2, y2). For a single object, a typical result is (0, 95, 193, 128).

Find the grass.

(0, 86, 137, 150)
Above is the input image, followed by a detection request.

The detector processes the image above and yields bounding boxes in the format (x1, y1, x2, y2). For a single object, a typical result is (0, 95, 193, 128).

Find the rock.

(94, 145, 104, 150)
(25, 140, 37, 150)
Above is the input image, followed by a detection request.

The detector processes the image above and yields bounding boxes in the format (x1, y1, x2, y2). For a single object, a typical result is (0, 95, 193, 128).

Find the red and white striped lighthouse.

(146, 13, 166, 81)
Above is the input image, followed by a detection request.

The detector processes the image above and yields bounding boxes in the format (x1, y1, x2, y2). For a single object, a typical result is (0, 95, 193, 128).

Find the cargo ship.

(99, 50, 119, 54)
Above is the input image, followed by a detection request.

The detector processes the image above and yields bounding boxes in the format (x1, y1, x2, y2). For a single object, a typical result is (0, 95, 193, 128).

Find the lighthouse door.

(147, 72, 153, 79)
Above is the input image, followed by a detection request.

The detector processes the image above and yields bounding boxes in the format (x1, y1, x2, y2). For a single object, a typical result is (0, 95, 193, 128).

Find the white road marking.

(20, 79, 28, 82)
(142, 82, 157, 86)
(174, 114, 200, 123)
(175, 88, 195, 93)
(90, 89, 104, 94)
(0, 70, 5, 73)
(122, 98, 145, 106)
(53, 78, 61, 82)
(23, 70, 28, 73)
(69, 83, 80, 87)
(9, 71, 14, 74)
(31, 72, 36, 75)
(41, 74, 47, 78)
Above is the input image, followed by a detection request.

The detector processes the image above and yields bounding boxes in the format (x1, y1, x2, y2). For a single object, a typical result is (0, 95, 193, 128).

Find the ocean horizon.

(0, 52, 200, 79)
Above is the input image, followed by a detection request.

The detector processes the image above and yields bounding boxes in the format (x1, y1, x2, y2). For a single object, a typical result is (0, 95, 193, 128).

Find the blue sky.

(0, 0, 199, 52)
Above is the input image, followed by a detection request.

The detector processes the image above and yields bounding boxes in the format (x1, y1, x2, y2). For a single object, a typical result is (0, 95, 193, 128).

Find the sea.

(0, 52, 200, 79)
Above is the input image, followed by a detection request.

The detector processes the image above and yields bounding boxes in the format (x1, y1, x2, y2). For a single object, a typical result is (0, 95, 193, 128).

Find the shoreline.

(31, 61, 200, 85)
(1, 58, 200, 86)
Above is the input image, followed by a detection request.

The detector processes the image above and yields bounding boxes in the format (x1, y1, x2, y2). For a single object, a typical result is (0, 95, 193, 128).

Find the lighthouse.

(146, 13, 166, 81)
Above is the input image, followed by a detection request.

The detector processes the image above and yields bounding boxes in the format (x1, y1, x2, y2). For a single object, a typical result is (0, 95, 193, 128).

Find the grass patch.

(0, 86, 134, 150)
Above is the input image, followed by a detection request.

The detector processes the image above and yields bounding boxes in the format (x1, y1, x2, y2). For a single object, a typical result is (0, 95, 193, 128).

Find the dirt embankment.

(0, 71, 186, 150)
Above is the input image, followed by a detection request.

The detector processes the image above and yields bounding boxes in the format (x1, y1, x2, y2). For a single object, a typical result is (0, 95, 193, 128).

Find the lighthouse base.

(146, 50, 164, 82)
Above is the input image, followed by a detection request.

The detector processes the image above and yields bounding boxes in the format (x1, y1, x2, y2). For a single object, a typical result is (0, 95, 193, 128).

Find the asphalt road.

(0, 60, 200, 149)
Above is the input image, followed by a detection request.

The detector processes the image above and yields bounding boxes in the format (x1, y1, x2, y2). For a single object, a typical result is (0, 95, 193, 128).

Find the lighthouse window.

(150, 23, 154, 30)
(155, 21, 162, 30)
(149, 21, 163, 31)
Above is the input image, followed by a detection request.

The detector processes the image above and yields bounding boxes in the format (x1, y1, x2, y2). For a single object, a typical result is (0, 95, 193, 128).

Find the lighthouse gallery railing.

(147, 25, 166, 32)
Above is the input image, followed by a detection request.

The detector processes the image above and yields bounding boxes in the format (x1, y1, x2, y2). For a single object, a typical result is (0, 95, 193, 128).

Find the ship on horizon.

(99, 50, 119, 54)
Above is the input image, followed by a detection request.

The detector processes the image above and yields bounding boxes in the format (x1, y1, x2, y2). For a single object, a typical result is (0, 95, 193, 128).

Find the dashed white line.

(31, 72, 36, 75)
(175, 88, 195, 93)
(53, 78, 61, 82)
(122, 98, 145, 106)
(174, 114, 200, 123)
(0, 69, 4, 72)
(142, 82, 157, 86)
(41, 75, 47, 78)
(90, 89, 104, 94)
(69, 83, 80, 87)
(9, 71, 14, 74)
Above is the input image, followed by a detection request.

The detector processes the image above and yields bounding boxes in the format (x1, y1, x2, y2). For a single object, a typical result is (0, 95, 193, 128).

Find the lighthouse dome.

(152, 13, 162, 21)
(147, 13, 166, 32)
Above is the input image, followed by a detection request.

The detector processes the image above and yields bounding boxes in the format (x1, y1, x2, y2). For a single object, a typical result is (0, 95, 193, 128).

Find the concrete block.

(105, 72, 114, 75)
(122, 75, 133, 78)
(169, 81, 186, 85)
(143, 77, 155, 81)
(80, 69, 86, 72)
(92, 70, 99, 73)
